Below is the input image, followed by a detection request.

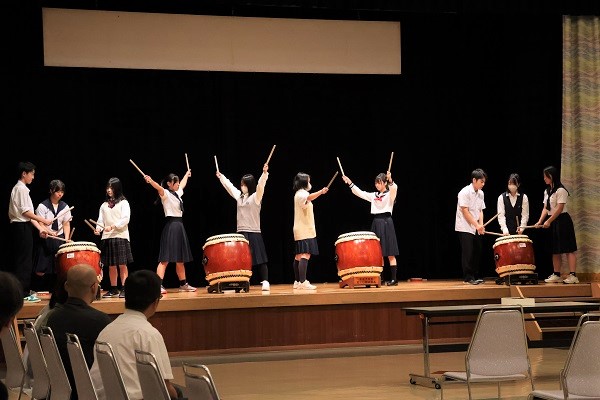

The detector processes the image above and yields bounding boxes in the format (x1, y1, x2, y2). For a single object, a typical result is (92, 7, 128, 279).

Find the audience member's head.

(65, 264, 99, 303)
(0, 271, 24, 334)
(124, 270, 162, 313)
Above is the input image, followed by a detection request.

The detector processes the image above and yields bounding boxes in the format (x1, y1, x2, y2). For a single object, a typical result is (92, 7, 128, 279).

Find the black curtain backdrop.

(1, 1, 573, 289)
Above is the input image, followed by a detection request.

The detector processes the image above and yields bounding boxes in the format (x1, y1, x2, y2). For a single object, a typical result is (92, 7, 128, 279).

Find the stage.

(16, 279, 600, 356)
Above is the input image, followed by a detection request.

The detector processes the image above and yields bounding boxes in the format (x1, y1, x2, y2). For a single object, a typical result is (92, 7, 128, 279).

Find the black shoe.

(102, 289, 120, 298)
(475, 278, 484, 284)
(463, 279, 479, 285)
(385, 280, 398, 286)
(118, 289, 125, 298)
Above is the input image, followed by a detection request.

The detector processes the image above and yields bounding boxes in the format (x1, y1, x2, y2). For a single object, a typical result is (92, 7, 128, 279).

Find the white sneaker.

(261, 280, 270, 291)
(563, 275, 579, 284)
(160, 286, 167, 294)
(178, 283, 197, 292)
(544, 274, 563, 283)
(299, 280, 317, 290)
(293, 281, 300, 289)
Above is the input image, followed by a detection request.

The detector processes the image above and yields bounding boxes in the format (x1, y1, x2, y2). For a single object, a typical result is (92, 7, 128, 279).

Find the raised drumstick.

(214, 155, 220, 173)
(388, 151, 394, 172)
(129, 159, 145, 176)
(483, 212, 500, 228)
(185, 153, 190, 170)
(265, 145, 276, 164)
(336, 157, 345, 176)
(49, 206, 74, 224)
(326, 171, 339, 189)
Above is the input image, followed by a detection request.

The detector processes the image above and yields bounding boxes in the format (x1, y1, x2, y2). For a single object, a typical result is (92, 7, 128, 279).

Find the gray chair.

(94, 340, 131, 400)
(22, 320, 51, 400)
(441, 304, 534, 399)
(134, 349, 170, 400)
(528, 312, 600, 400)
(0, 324, 27, 400)
(66, 332, 99, 400)
(39, 326, 72, 400)
(182, 362, 220, 400)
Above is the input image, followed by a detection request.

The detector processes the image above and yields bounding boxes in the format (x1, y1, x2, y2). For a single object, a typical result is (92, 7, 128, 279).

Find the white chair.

(182, 362, 220, 400)
(94, 340, 131, 400)
(528, 312, 600, 400)
(22, 320, 51, 400)
(441, 304, 534, 399)
(134, 349, 170, 400)
(66, 332, 99, 400)
(39, 326, 72, 400)
(0, 323, 27, 400)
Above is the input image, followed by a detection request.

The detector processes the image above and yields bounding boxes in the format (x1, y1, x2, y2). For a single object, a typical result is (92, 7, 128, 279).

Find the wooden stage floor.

(17, 279, 598, 356)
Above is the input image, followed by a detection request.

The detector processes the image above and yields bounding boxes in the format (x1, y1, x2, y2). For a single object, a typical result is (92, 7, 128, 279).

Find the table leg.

(409, 314, 442, 389)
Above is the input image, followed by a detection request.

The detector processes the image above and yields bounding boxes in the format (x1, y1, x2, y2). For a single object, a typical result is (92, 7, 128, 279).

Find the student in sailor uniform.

(33, 179, 72, 292)
(341, 171, 400, 286)
(144, 170, 196, 294)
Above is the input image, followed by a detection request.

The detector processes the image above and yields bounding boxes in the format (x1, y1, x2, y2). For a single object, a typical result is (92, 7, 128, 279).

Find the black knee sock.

(390, 266, 397, 281)
(179, 279, 187, 286)
(298, 258, 309, 282)
(260, 264, 268, 281)
(293, 259, 299, 281)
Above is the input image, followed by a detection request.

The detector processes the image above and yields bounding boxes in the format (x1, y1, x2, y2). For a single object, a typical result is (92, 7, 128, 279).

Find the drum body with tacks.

(202, 233, 252, 293)
(493, 235, 536, 278)
(335, 231, 383, 288)
(55, 241, 103, 279)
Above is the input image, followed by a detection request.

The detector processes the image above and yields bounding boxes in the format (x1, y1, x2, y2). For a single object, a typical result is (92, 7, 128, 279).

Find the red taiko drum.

(202, 234, 252, 286)
(55, 241, 102, 279)
(334, 231, 383, 282)
(493, 235, 536, 277)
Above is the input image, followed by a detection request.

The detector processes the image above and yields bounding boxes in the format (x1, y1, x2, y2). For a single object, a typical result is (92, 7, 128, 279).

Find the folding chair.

(528, 312, 600, 399)
(94, 340, 130, 400)
(66, 333, 99, 400)
(441, 304, 534, 399)
(22, 320, 51, 400)
(0, 324, 27, 400)
(134, 349, 170, 400)
(39, 326, 72, 400)
(182, 362, 220, 400)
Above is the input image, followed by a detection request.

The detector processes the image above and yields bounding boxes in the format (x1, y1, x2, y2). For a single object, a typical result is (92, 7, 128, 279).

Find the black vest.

(502, 192, 523, 234)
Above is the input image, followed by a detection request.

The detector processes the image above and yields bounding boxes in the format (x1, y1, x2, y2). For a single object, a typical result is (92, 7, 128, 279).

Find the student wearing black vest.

(32, 179, 73, 293)
(497, 173, 529, 236)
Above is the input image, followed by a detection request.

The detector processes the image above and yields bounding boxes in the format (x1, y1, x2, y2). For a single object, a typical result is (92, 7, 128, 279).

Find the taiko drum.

(334, 231, 383, 282)
(493, 234, 536, 277)
(55, 241, 102, 278)
(202, 233, 253, 285)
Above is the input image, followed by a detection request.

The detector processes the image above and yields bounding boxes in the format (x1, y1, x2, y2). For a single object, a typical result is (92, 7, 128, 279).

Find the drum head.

(335, 231, 379, 245)
(56, 241, 100, 254)
(203, 234, 248, 249)
(493, 234, 532, 248)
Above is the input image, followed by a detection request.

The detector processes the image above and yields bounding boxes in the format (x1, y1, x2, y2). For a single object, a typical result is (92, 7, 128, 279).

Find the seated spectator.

(45, 264, 112, 400)
(89, 269, 185, 400)
(0, 271, 25, 400)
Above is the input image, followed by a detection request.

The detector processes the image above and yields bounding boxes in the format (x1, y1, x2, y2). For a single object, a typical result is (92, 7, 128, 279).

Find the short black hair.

(0, 272, 24, 329)
(124, 270, 162, 312)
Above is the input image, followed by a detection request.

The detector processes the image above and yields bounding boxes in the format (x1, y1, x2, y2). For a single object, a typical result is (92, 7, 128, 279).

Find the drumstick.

(521, 225, 540, 229)
(129, 159, 146, 176)
(49, 206, 74, 224)
(265, 145, 276, 165)
(70, 227, 75, 241)
(483, 212, 500, 228)
(326, 171, 339, 189)
(336, 157, 345, 176)
(387, 151, 394, 172)
(84, 219, 96, 232)
(88, 219, 104, 229)
(214, 155, 220, 173)
(185, 153, 190, 170)
(484, 231, 504, 237)
(46, 235, 69, 242)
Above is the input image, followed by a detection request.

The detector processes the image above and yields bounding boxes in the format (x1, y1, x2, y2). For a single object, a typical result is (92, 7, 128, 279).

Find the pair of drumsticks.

(45, 206, 75, 242)
(483, 214, 540, 237)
